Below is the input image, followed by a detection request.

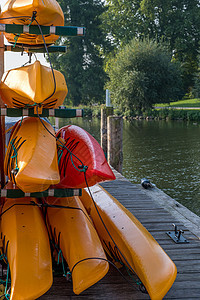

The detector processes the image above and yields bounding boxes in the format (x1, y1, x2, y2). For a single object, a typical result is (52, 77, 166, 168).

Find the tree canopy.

(102, 0, 200, 90)
(107, 39, 183, 113)
(48, 0, 200, 109)
(50, 0, 109, 106)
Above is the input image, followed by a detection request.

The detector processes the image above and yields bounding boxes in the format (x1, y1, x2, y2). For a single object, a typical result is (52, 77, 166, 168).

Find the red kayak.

(55, 125, 115, 188)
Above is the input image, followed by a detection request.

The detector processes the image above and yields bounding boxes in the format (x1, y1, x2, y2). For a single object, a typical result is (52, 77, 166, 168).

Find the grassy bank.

(155, 98, 200, 108)
(64, 98, 200, 122)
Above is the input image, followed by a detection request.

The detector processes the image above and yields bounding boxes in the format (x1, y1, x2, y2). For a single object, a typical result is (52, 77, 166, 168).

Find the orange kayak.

(0, 61, 68, 110)
(0, 197, 53, 299)
(46, 196, 109, 294)
(80, 185, 177, 300)
(0, 0, 64, 46)
(4, 117, 60, 193)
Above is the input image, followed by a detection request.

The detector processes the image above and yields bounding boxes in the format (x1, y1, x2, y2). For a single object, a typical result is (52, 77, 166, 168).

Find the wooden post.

(107, 116, 123, 173)
(0, 33, 5, 188)
(101, 106, 113, 158)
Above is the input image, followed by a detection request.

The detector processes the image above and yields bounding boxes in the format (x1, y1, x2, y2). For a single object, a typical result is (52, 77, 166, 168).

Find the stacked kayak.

(46, 196, 109, 294)
(0, 0, 64, 46)
(80, 186, 177, 300)
(1, 197, 53, 299)
(4, 117, 60, 193)
(55, 125, 116, 188)
(0, 61, 68, 110)
(0, 184, 177, 299)
(4, 118, 115, 192)
(0, 68, 115, 299)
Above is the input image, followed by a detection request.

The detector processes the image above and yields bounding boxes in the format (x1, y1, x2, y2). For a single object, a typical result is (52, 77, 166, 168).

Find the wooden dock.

(39, 171, 200, 299)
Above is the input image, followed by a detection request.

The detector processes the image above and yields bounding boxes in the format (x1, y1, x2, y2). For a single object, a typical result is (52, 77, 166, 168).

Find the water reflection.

(59, 117, 200, 216)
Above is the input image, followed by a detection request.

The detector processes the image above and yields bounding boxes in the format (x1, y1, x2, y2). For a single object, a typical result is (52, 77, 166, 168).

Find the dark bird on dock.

(141, 178, 154, 189)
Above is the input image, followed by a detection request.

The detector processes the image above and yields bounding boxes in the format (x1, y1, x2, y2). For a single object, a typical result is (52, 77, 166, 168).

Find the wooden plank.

(153, 239, 198, 247)
(166, 288, 200, 299)
(166, 251, 200, 260)
(172, 260, 200, 272)
(39, 277, 150, 300)
(137, 223, 183, 231)
(175, 273, 200, 282)
(131, 214, 178, 222)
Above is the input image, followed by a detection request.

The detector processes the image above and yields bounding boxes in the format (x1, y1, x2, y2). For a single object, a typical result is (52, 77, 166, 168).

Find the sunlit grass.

(155, 98, 200, 108)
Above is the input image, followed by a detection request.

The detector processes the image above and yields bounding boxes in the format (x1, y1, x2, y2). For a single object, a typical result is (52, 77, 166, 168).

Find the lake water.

(59, 117, 200, 216)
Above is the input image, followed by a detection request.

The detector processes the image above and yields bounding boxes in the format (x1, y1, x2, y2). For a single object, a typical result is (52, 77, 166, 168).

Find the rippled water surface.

(59, 118, 200, 216)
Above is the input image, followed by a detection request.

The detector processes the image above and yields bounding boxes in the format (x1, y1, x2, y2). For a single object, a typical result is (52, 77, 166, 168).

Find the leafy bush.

(156, 109, 200, 121)
(192, 74, 200, 98)
(107, 39, 184, 113)
(140, 108, 200, 121)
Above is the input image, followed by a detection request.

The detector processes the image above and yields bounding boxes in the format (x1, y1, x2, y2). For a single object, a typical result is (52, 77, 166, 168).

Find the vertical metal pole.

(106, 89, 111, 107)
(101, 106, 113, 159)
(0, 33, 5, 188)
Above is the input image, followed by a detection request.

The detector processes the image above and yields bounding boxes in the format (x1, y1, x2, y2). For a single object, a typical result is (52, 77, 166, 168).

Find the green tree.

(102, 0, 200, 91)
(102, 0, 141, 46)
(50, 0, 109, 106)
(139, 0, 200, 90)
(192, 54, 200, 98)
(107, 39, 183, 113)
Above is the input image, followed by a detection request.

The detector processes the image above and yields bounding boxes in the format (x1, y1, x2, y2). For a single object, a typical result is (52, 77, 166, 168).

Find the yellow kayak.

(0, 197, 53, 300)
(4, 117, 60, 193)
(80, 185, 177, 300)
(46, 196, 109, 295)
(0, 61, 68, 110)
(0, 0, 64, 46)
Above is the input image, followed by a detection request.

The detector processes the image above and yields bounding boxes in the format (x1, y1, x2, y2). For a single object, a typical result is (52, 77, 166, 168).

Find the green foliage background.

(50, 0, 110, 106)
(103, 0, 200, 91)
(49, 0, 200, 110)
(107, 39, 183, 113)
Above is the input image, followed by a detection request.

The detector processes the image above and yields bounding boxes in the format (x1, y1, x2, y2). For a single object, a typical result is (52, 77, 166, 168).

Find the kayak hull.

(55, 125, 115, 188)
(0, 61, 68, 109)
(80, 185, 177, 300)
(46, 196, 109, 294)
(0, 197, 53, 300)
(0, 0, 64, 45)
(4, 117, 60, 192)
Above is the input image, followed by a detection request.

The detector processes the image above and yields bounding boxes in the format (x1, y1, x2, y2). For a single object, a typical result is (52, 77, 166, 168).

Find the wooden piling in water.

(107, 116, 123, 173)
(100, 106, 113, 158)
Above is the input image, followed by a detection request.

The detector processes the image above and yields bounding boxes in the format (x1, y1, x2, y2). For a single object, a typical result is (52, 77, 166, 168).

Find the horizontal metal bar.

(4, 45, 67, 53)
(0, 188, 82, 198)
(0, 108, 84, 118)
(0, 24, 85, 37)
